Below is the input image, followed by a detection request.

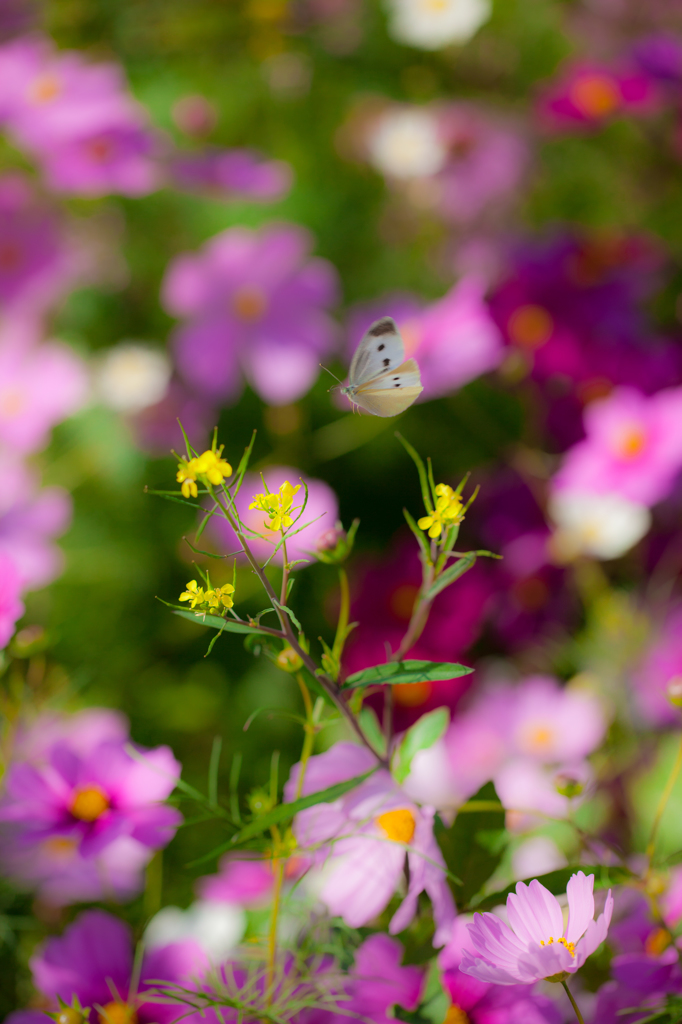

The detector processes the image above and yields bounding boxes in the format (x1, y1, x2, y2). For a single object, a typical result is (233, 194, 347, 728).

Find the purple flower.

(336, 933, 423, 1024)
(633, 34, 682, 88)
(346, 276, 503, 401)
(0, 456, 73, 590)
(537, 61, 658, 130)
(9, 908, 207, 1024)
(197, 853, 276, 906)
(0, 36, 158, 197)
(163, 223, 339, 405)
(439, 917, 562, 1023)
(285, 741, 456, 946)
(0, 550, 23, 646)
(209, 465, 338, 567)
(553, 386, 682, 507)
(0, 714, 182, 903)
(460, 872, 613, 984)
(169, 148, 293, 201)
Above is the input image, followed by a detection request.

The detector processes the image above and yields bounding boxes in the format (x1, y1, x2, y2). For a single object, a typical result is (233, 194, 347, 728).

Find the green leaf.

(469, 863, 632, 914)
(403, 508, 431, 564)
(436, 782, 506, 908)
(393, 707, 449, 784)
(395, 433, 433, 514)
(424, 553, 476, 602)
(188, 767, 377, 866)
(358, 706, 387, 758)
(342, 660, 473, 690)
(173, 609, 274, 635)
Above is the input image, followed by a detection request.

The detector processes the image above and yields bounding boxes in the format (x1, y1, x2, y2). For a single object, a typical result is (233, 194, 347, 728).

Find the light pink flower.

(461, 872, 613, 984)
(347, 277, 503, 401)
(632, 605, 682, 727)
(209, 465, 338, 567)
(553, 386, 682, 507)
(504, 676, 606, 764)
(0, 551, 24, 647)
(285, 741, 456, 946)
(494, 758, 592, 831)
(197, 854, 275, 906)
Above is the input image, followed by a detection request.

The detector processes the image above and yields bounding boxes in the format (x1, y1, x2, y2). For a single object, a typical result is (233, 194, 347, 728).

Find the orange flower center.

(444, 1007, 470, 1024)
(70, 785, 110, 821)
(390, 583, 419, 621)
(98, 1003, 137, 1024)
(29, 74, 62, 103)
(507, 305, 554, 350)
(569, 74, 621, 119)
(376, 808, 416, 844)
(393, 680, 432, 707)
(520, 723, 554, 754)
(615, 425, 647, 460)
(645, 926, 672, 957)
(43, 836, 78, 858)
(540, 935, 575, 957)
(232, 285, 268, 322)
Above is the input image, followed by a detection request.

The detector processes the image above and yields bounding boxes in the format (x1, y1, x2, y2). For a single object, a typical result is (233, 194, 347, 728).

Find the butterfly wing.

(349, 317, 406, 386)
(353, 358, 423, 417)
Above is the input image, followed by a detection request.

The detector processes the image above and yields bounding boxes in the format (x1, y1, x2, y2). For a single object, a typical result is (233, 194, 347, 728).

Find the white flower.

(95, 342, 171, 413)
(385, 0, 491, 51)
(548, 490, 652, 561)
(145, 900, 246, 960)
(368, 107, 447, 179)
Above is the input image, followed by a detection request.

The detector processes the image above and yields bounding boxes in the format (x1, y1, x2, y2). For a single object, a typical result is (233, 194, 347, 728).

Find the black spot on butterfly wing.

(378, 343, 385, 351)
(382, 358, 390, 367)
(368, 318, 396, 338)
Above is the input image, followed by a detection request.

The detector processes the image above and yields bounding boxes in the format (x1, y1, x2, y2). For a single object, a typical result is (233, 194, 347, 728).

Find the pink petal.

(564, 871, 595, 944)
(507, 879, 564, 945)
(459, 949, 524, 985)
(573, 889, 613, 966)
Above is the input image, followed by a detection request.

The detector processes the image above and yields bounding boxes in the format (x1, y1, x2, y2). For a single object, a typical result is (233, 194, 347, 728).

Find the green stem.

(266, 841, 285, 1005)
(561, 981, 585, 1024)
(294, 672, 315, 800)
(280, 537, 289, 607)
(331, 567, 350, 665)
(646, 729, 682, 869)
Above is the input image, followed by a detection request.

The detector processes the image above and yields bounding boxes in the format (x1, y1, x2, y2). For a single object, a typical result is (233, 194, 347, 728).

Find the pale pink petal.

(467, 912, 529, 975)
(319, 839, 405, 927)
(507, 880, 563, 945)
(573, 890, 613, 967)
(459, 949, 525, 985)
(564, 871, 595, 944)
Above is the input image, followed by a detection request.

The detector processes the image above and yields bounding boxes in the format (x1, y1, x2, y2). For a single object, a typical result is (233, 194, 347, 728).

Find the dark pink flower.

(197, 854, 278, 907)
(169, 148, 292, 201)
(0, 550, 24, 647)
(163, 222, 339, 405)
(538, 61, 658, 130)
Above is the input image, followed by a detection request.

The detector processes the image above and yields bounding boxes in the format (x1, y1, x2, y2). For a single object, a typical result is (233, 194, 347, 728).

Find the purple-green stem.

(561, 981, 585, 1024)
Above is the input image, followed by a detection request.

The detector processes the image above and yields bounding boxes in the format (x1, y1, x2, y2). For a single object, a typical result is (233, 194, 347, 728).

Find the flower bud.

(313, 518, 359, 564)
(554, 772, 585, 799)
(56, 1009, 85, 1024)
(276, 646, 303, 672)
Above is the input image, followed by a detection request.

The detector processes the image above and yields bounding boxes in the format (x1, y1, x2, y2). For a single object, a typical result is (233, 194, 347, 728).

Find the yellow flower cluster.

(249, 480, 301, 531)
(177, 448, 233, 499)
(179, 580, 235, 612)
(417, 483, 464, 539)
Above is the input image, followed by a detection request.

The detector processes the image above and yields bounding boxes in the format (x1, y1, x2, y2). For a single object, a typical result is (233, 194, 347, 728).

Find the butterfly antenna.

(320, 363, 343, 391)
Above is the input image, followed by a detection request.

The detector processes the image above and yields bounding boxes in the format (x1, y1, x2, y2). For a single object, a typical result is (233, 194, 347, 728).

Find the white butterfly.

(340, 316, 423, 417)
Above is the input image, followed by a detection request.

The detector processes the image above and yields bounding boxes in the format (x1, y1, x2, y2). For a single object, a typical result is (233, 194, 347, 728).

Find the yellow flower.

(195, 448, 233, 486)
(249, 480, 301, 532)
(177, 458, 200, 498)
(179, 580, 205, 608)
(205, 584, 235, 610)
(417, 483, 464, 539)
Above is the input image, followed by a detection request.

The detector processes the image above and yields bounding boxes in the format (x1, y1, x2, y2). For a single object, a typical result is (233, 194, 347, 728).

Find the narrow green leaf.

(403, 508, 431, 564)
(395, 432, 433, 514)
(342, 660, 473, 690)
(188, 767, 377, 865)
(183, 534, 225, 559)
(208, 737, 222, 809)
(424, 553, 476, 602)
(234, 430, 257, 487)
(145, 490, 205, 510)
(358, 706, 387, 758)
(394, 707, 449, 784)
(173, 609, 275, 635)
(469, 863, 632, 913)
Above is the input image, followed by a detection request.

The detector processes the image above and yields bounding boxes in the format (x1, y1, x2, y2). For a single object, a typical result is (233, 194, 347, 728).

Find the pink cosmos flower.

(285, 742, 456, 946)
(7, 908, 208, 1024)
(0, 455, 73, 590)
(439, 917, 562, 1024)
(553, 386, 682, 507)
(169, 148, 293, 202)
(0, 36, 158, 197)
(12, 706, 129, 760)
(346, 277, 503, 401)
(502, 675, 606, 764)
(0, 550, 24, 647)
(209, 465, 338, 567)
(0, 328, 87, 454)
(494, 758, 593, 831)
(0, 719, 182, 903)
(538, 61, 658, 130)
(461, 872, 613, 984)
(163, 223, 339, 406)
(336, 933, 423, 1024)
(197, 854, 275, 906)
(631, 605, 682, 727)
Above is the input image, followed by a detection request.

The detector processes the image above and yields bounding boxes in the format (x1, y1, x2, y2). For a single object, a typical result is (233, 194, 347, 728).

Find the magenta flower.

(197, 854, 275, 906)
(0, 456, 73, 590)
(162, 223, 339, 406)
(0, 550, 23, 647)
(337, 933, 423, 1024)
(553, 386, 682, 507)
(0, 720, 182, 903)
(285, 741, 456, 946)
(169, 148, 293, 202)
(0, 36, 158, 196)
(8, 908, 207, 1024)
(439, 917, 562, 1024)
(461, 872, 613, 984)
(346, 277, 503, 401)
(0, 330, 87, 454)
(538, 61, 658, 130)
(209, 465, 338, 567)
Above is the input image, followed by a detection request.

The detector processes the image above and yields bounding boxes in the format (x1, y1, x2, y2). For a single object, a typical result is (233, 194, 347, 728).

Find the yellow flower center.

(645, 926, 672, 957)
(70, 785, 110, 822)
(98, 1003, 137, 1024)
(570, 74, 620, 119)
(540, 936, 575, 957)
(508, 304, 554, 350)
(376, 808, 416, 844)
(616, 425, 647, 460)
(444, 1007, 470, 1024)
(232, 285, 268, 322)
(520, 723, 555, 754)
(29, 73, 62, 103)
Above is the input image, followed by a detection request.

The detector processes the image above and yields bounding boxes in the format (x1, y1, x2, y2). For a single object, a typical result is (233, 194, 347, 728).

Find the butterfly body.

(341, 316, 423, 417)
